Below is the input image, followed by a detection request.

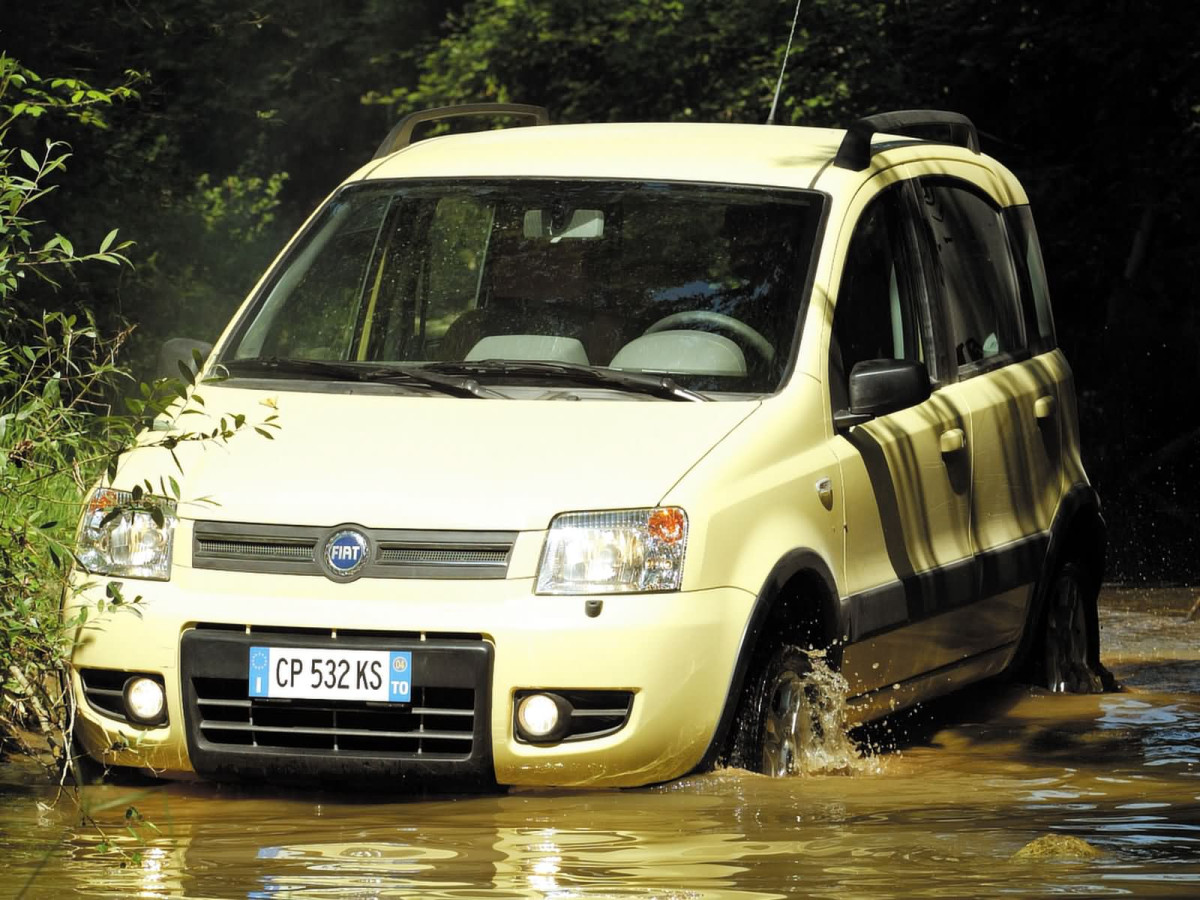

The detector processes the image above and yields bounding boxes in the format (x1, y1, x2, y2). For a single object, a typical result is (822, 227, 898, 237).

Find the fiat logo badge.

(324, 529, 370, 579)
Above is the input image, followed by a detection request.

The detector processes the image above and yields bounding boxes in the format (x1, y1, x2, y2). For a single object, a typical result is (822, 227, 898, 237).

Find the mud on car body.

(68, 106, 1108, 788)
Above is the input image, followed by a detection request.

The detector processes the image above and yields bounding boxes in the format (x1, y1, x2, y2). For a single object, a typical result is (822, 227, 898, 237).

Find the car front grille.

(191, 521, 515, 579)
(180, 626, 493, 785)
(192, 679, 476, 755)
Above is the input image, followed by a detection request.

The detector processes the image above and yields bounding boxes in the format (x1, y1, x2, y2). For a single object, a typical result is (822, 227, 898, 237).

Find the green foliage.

(0, 54, 276, 774)
(0, 311, 143, 762)
(3, 0, 462, 380)
(0, 57, 139, 311)
(366, 0, 889, 126)
(188, 170, 289, 243)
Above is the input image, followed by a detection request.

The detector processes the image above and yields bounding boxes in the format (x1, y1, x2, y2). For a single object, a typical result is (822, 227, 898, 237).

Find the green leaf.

(99, 228, 118, 252)
(20, 149, 39, 172)
(254, 427, 275, 440)
(177, 359, 195, 386)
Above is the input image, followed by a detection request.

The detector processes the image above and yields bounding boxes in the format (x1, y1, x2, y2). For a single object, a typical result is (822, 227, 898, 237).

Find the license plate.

(247, 646, 412, 703)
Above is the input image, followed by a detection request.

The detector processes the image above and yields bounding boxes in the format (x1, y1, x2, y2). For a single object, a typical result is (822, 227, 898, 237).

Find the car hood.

(118, 385, 760, 531)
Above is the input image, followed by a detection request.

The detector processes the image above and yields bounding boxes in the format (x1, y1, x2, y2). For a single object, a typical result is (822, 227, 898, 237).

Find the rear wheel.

(1037, 560, 1111, 693)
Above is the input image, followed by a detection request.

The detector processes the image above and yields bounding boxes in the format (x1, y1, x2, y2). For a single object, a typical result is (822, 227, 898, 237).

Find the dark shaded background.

(4, 0, 1196, 583)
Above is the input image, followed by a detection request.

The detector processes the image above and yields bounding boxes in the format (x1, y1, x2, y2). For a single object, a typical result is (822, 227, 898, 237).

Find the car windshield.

(222, 179, 823, 395)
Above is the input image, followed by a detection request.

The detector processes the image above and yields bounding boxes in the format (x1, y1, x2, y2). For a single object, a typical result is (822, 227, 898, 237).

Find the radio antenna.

(766, 0, 805, 125)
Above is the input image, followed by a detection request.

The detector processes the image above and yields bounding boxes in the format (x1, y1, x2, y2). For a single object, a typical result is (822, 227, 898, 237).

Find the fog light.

(122, 676, 166, 726)
(516, 692, 572, 742)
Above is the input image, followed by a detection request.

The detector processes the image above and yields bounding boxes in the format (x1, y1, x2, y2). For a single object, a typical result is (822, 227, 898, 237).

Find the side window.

(830, 185, 926, 413)
(1005, 205, 1056, 354)
(918, 182, 1024, 371)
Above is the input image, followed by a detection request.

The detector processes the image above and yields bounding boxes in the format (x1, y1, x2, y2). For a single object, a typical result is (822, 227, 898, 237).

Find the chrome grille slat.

(196, 696, 474, 718)
(199, 720, 473, 741)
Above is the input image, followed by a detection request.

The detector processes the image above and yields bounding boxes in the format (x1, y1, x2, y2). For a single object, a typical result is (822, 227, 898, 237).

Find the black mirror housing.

(157, 337, 214, 381)
(835, 359, 931, 428)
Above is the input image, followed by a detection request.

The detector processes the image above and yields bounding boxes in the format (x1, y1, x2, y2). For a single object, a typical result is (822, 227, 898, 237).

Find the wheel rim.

(761, 671, 816, 777)
(1044, 570, 1098, 692)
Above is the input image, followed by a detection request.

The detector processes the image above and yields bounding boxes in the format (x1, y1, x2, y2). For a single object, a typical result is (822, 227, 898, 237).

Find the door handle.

(939, 427, 966, 455)
(1035, 395, 1057, 420)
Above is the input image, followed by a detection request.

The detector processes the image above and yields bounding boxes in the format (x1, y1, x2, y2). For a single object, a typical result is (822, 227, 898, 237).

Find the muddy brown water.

(3, 588, 1198, 899)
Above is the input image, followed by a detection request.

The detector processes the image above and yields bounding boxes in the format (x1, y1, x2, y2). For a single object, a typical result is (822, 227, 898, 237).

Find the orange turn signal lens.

(647, 507, 686, 543)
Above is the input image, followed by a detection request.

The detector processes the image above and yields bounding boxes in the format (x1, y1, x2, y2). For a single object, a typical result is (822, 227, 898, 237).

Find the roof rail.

(833, 110, 979, 171)
(372, 103, 550, 160)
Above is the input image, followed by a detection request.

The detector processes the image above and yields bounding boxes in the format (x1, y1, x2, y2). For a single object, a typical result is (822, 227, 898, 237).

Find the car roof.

(357, 121, 1024, 202)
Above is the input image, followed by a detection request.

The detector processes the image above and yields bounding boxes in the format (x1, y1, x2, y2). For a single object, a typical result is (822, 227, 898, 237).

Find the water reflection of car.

(67, 104, 1111, 789)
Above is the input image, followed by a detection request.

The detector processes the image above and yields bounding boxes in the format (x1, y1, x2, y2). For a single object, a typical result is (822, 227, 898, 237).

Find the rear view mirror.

(523, 208, 604, 241)
(834, 358, 930, 429)
(157, 337, 213, 381)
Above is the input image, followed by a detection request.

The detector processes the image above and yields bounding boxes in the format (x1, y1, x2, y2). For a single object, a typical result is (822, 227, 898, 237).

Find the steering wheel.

(643, 311, 776, 364)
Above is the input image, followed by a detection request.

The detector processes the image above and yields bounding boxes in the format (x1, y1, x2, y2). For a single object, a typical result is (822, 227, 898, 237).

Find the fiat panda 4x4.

(68, 105, 1109, 787)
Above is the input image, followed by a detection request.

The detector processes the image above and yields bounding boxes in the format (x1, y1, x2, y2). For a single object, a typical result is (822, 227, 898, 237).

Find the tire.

(1035, 559, 1113, 693)
(729, 645, 846, 776)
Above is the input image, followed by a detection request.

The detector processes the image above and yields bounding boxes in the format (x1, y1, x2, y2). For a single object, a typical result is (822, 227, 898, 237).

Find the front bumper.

(67, 564, 754, 788)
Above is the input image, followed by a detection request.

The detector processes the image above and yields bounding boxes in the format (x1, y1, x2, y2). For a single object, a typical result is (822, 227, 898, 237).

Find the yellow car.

(68, 105, 1109, 788)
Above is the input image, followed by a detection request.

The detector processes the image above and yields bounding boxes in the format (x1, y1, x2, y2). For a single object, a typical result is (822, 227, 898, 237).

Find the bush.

(0, 54, 146, 767)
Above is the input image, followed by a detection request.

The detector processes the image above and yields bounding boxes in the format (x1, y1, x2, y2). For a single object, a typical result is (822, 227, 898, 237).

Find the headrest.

(464, 334, 590, 365)
(609, 330, 746, 376)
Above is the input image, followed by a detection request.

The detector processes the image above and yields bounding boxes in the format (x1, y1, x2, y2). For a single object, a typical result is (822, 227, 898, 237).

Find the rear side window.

(1005, 205, 1056, 354)
(917, 182, 1025, 374)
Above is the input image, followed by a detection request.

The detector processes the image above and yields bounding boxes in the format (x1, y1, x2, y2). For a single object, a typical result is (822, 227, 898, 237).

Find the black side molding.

(373, 103, 550, 160)
(834, 110, 980, 171)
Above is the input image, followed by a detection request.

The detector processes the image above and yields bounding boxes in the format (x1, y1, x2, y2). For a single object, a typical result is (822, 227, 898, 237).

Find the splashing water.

(789, 648, 868, 776)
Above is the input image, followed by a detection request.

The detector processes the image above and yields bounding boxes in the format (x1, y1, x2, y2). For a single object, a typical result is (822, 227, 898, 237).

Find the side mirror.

(157, 337, 213, 381)
(834, 358, 931, 429)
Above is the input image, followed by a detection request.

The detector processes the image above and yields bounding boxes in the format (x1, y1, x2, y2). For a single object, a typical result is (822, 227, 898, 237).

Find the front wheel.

(729, 645, 855, 776)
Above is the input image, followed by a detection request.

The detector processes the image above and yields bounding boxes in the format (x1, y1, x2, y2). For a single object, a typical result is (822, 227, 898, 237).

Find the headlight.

(536, 507, 688, 595)
(76, 488, 177, 581)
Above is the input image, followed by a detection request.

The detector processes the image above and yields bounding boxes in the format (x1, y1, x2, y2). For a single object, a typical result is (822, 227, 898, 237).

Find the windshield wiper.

(420, 360, 707, 402)
(219, 358, 501, 399)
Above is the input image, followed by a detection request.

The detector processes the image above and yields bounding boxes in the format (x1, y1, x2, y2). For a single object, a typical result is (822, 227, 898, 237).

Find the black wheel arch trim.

(693, 548, 842, 772)
(1009, 483, 1107, 675)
